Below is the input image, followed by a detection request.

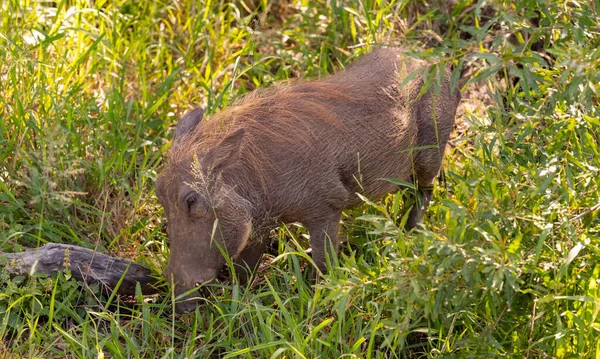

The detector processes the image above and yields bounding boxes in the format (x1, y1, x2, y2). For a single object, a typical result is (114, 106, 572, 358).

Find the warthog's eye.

(183, 191, 210, 217)
(185, 193, 199, 210)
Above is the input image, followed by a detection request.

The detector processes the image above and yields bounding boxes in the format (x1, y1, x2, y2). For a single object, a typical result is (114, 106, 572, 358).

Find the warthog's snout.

(165, 263, 218, 313)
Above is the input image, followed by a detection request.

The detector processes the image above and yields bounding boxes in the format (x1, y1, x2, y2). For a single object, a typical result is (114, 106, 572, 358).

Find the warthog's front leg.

(305, 210, 343, 275)
(233, 231, 271, 285)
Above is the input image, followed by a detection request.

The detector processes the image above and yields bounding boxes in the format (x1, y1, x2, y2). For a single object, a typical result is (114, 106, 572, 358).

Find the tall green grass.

(1, 0, 599, 357)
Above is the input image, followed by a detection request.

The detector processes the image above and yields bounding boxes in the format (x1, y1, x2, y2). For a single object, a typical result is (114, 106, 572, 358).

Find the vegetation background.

(1, 0, 599, 357)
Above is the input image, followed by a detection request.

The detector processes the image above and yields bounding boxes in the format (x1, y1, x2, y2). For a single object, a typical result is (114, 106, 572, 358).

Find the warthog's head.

(156, 109, 252, 313)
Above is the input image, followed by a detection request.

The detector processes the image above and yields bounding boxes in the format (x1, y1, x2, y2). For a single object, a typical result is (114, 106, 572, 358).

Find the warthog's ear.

(202, 128, 245, 173)
(174, 108, 204, 142)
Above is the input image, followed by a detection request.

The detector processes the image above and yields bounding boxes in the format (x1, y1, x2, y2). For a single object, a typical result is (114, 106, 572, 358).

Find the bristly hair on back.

(167, 79, 368, 168)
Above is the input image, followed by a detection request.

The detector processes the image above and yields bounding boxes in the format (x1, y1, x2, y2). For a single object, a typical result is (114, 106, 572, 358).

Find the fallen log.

(0, 243, 160, 296)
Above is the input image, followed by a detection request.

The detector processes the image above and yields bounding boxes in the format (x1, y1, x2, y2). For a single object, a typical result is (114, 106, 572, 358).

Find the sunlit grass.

(1, 0, 599, 358)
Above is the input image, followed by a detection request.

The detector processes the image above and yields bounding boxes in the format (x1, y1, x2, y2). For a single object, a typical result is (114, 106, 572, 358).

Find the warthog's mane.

(166, 80, 370, 178)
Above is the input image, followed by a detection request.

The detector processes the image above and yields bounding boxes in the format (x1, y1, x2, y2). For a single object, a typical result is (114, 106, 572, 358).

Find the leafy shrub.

(0, 0, 598, 357)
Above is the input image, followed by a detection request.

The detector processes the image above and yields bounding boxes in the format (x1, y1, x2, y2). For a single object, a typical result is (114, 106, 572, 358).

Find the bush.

(0, 0, 598, 357)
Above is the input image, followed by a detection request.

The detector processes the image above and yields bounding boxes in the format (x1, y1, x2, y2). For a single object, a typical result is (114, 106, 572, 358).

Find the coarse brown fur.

(156, 47, 461, 313)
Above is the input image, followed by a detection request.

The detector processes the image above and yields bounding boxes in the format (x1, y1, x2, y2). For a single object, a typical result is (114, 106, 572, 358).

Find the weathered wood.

(0, 243, 160, 296)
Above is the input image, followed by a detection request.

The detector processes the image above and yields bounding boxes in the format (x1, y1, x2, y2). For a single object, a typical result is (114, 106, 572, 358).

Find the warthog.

(156, 47, 461, 312)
